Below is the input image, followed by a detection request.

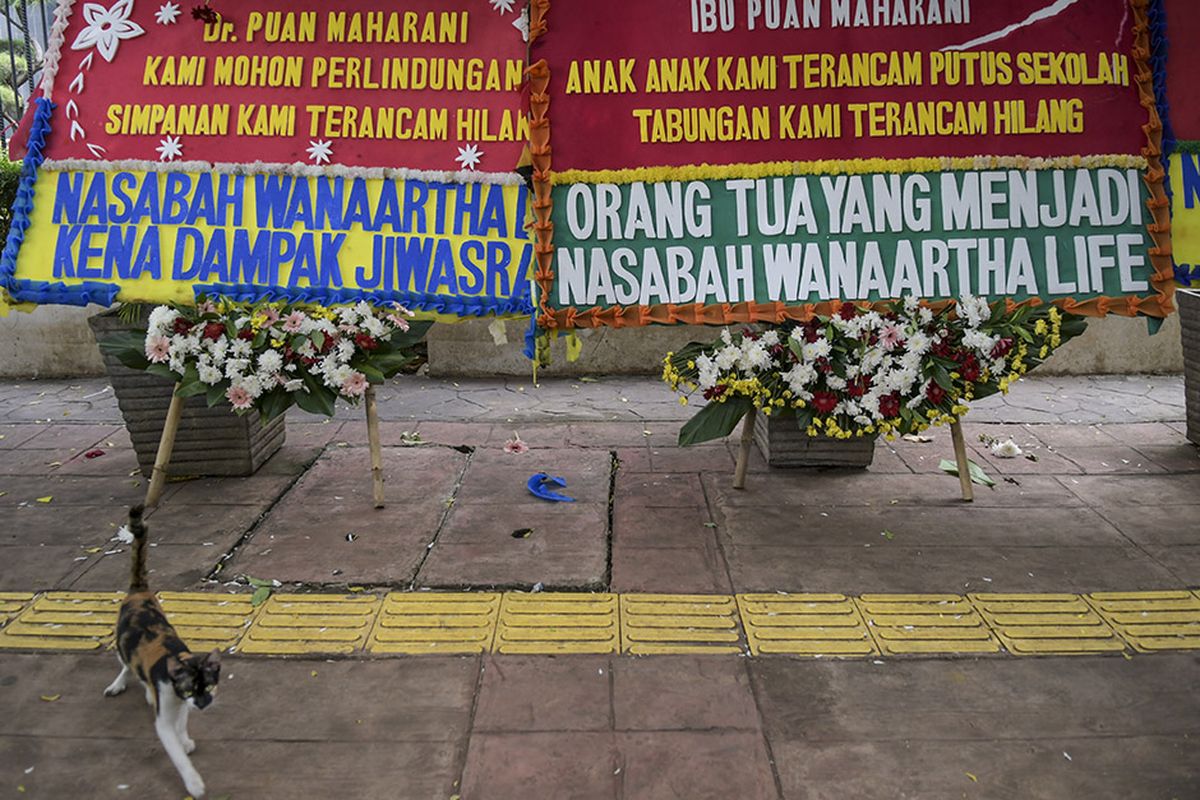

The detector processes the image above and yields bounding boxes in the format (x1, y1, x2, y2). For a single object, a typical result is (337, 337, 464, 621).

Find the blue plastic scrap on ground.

(526, 473, 576, 503)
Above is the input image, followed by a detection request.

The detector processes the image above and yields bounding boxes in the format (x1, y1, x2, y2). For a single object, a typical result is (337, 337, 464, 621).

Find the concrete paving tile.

(1102, 422, 1192, 446)
(613, 657, 759, 731)
(141, 503, 265, 546)
(1145, 545, 1200, 584)
(568, 422, 660, 447)
(1, 504, 130, 547)
(612, 505, 716, 549)
(704, 472, 1084, 509)
(614, 446, 654, 473)
(648, 444, 735, 473)
(278, 445, 467, 505)
(611, 545, 732, 594)
(0, 448, 65, 475)
(437, 501, 607, 545)
(0, 546, 90, 591)
(725, 544, 1181, 594)
(0, 475, 144, 507)
(769, 736, 1199, 800)
(1092, 504, 1200, 547)
(959, 422, 1050, 446)
(70, 544, 219, 591)
(616, 472, 706, 507)
(474, 655, 612, 732)
(1040, 445, 1165, 474)
(1134, 443, 1200, 473)
(750, 655, 1200, 743)
(461, 732, 618, 800)
(333, 419, 426, 446)
(413, 420, 495, 446)
(712, 505, 1128, 549)
(1024, 423, 1121, 447)
(484, 423, 573, 449)
(0, 736, 459, 800)
(862, 445, 911, 474)
(53, 447, 142, 477)
(969, 443, 1084, 476)
(0, 424, 47, 449)
(419, 538, 608, 589)
(617, 731, 777, 800)
(18, 424, 122, 452)
(283, 419, 345, 446)
(159, 470, 306, 506)
(1057, 474, 1200, 507)
(458, 448, 612, 506)
(234, 503, 444, 585)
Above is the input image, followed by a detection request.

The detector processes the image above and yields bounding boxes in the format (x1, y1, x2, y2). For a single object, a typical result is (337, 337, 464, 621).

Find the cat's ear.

(202, 650, 221, 675)
(165, 655, 184, 680)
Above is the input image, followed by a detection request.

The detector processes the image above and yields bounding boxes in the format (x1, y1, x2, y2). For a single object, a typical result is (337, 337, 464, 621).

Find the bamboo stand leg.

(950, 421, 974, 503)
(144, 387, 185, 509)
(365, 386, 385, 509)
(732, 409, 756, 490)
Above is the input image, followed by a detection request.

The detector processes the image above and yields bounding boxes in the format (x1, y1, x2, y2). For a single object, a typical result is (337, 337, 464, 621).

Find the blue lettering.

(52, 173, 84, 224)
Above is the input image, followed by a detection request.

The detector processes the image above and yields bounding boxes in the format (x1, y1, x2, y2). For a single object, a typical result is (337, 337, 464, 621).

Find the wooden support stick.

(144, 387, 184, 509)
(733, 408, 756, 490)
(950, 421, 974, 503)
(365, 385, 385, 509)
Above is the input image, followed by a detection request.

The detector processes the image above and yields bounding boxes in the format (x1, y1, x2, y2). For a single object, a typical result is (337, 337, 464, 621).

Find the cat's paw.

(183, 772, 205, 798)
(182, 736, 196, 754)
(103, 683, 126, 697)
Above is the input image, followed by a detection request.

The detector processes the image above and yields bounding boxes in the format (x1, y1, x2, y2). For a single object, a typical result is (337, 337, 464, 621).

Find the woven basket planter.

(753, 411, 876, 468)
(1179, 289, 1200, 446)
(88, 309, 286, 478)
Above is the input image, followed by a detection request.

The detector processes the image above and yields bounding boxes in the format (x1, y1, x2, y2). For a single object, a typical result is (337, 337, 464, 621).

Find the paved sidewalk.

(1, 373, 1198, 799)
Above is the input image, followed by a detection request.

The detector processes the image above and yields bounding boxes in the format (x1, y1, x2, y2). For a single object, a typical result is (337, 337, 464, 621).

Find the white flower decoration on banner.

(512, 7, 530, 41)
(306, 139, 333, 165)
(455, 143, 484, 171)
(156, 135, 183, 161)
(489, 0, 515, 13)
(155, 2, 181, 24)
(71, 0, 146, 63)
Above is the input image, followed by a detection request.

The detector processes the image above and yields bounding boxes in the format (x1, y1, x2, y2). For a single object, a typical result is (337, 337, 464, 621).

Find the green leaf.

(931, 363, 953, 390)
(176, 380, 208, 398)
(250, 586, 271, 607)
(310, 331, 326, 352)
(294, 373, 337, 417)
(258, 389, 292, 422)
(368, 351, 415, 378)
(388, 319, 434, 349)
(678, 397, 754, 447)
(206, 383, 227, 408)
(358, 363, 386, 384)
(145, 363, 177, 381)
(246, 576, 273, 588)
(938, 458, 996, 488)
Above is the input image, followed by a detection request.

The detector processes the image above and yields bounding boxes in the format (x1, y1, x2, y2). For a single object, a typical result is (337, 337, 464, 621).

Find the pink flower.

(197, 300, 218, 315)
(145, 335, 171, 363)
(387, 313, 411, 332)
(341, 371, 369, 398)
(281, 311, 306, 333)
(226, 385, 253, 410)
(879, 324, 904, 352)
(504, 433, 529, 454)
(262, 307, 280, 325)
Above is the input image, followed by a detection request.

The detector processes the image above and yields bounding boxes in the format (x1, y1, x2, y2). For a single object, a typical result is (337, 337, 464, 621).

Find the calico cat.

(104, 504, 220, 798)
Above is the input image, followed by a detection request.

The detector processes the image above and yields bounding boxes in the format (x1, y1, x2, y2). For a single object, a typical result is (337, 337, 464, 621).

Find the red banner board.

(536, 0, 1146, 172)
(43, 0, 527, 171)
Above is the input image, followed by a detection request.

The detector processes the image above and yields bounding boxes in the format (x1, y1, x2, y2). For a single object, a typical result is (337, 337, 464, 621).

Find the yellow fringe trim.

(551, 154, 1149, 185)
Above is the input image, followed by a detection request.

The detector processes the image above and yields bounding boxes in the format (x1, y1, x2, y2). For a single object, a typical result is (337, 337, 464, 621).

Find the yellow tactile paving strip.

(1085, 591, 1200, 652)
(368, 592, 500, 655)
(620, 594, 742, 655)
(493, 592, 619, 654)
(3, 590, 1200, 658)
(739, 594, 875, 657)
(858, 594, 1001, 656)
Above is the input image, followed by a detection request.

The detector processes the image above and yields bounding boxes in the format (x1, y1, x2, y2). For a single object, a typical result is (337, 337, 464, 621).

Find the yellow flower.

(678, 396, 688, 406)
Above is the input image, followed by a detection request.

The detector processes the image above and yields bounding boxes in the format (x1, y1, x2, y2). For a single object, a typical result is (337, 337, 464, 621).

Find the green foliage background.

(0, 154, 21, 245)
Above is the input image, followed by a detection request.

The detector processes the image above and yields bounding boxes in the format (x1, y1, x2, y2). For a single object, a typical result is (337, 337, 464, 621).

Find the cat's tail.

(126, 504, 149, 592)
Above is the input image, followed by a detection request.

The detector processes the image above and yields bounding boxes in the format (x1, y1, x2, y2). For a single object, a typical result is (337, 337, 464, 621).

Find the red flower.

(202, 322, 226, 341)
(236, 327, 255, 341)
(961, 356, 981, 382)
(813, 357, 832, 374)
(926, 382, 947, 405)
(878, 392, 901, 418)
(846, 376, 872, 398)
(812, 391, 838, 413)
(354, 333, 379, 351)
(991, 338, 1014, 359)
(803, 323, 820, 343)
(839, 302, 858, 320)
(172, 317, 193, 335)
(702, 384, 728, 400)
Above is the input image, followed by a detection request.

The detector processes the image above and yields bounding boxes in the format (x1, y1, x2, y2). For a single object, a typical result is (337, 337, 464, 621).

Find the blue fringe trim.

(1, 97, 57, 301)
(197, 283, 534, 317)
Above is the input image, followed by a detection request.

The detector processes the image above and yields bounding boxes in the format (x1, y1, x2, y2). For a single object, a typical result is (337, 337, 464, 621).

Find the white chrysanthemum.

(326, 364, 356, 389)
(258, 350, 284, 375)
(801, 338, 831, 361)
(362, 316, 386, 338)
(147, 306, 179, 336)
(230, 339, 252, 358)
(198, 364, 222, 385)
(337, 306, 361, 326)
(282, 378, 304, 393)
(695, 355, 719, 390)
(826, 375, 847, 391)
(714, 345, 740, 371)
(337, 340, 356, 362)
(739, 341, 771, 371)
(760, 330, 780, 347)
(783, 362, 817, 396)
(168, 354, 185, 374)
(903, 295, 920, 315)
(962, 330, 996, 355)
(235, 374, 264, 399)
(958, 294, 992, 328)
(720, 328, 733, 345)
(224, 358, 250, 380)
(906, 332, 932, 356)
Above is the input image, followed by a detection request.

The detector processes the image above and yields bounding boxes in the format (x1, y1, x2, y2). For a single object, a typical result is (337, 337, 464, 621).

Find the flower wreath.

(663, 296, 1087, 445)
(101, 297, 433, 420)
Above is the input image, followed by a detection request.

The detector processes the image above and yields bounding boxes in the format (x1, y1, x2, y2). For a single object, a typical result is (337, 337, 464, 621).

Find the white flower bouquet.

(102, 297, 432, 420)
